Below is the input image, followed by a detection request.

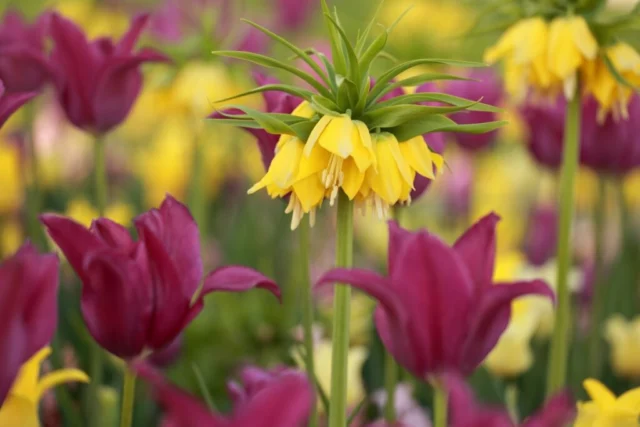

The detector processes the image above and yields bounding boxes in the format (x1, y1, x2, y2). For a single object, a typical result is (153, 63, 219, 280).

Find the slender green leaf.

(314, 51, 339, 93)
(386, 5, 414, 34)
(215, 105, 297, 136)
(213, 84, 314, 104)
(373, 92, 502, 112)
(367, 72, 473, 106)
(291, 120, 318, 141)
(325, 13, 360, 83)
(209, 118, 262, 128)
(336, 78, 359, 111)
(370, 58, 486, 101)
(321, 0, 347, 75)
(355, 0, 386, 54)
(603, 54, 638, 89)
(364, 102, 478, 128)
(346, 397, 367, 426)
(389, 117, 507, 141)
(192, 364, 217, 411)
(359, 31, 388, 77)
(216, 107, 310, 124)
(311, 95, 341, 116)
(240, 19, 332, 88)
(211, 50, 333, 98)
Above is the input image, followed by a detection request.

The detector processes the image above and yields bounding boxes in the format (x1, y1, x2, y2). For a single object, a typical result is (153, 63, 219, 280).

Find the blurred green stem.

(383, 205, 404, 423)
(299, 220, 318, 427)
(87, 136, 108, 427)
(588, 176, 607, 377)
(546, 90, 581, 396)
(433, 381, 448, 427)
(505, 383, 519, 423)
(329, 192, 353, 427)
(119, 368, 136, 427)
(188, 132, 207, 239)
(23, 101, 47, 250)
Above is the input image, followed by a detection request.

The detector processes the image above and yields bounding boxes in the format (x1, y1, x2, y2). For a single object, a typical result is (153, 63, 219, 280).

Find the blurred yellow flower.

(0, 141, 22, 214)
(604, 315, 640, 379)
(0, 220, 23, 258)
(54, 0, 128, 38)
(584, 42, 640, 120)
(0, 347, 88, 427)
(65, 198, 134, 227)
(575, 379, 640, 427)
(295, 339, 367, 412)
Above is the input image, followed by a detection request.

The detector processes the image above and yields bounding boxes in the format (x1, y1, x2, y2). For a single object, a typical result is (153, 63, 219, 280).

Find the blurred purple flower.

(275, 0, 316, 32)
(148, 334, 182, 368)
(520, 99, 564, 170)
(41, 195, 279, 360)
(524, 204, 558, 266)
(0, 80, 36, 129)
(446, 374, 575, 427)
(0, 243, 59, 405)
(442, 154, 473, 218)
(0, 11, 54, 93)
(316, 214, 554, 379)
(49, 13, 169, 134)
(138, 364, 314, 427)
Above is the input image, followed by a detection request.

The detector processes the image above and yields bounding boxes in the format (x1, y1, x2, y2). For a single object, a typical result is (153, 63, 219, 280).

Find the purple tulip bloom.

(0, 80, 36, 129)
(137, 363, 314, 427)
(49, 13, 168, 134)
(41, 195, 279, 360)
(275, 0, 315, 32)
(524, 204, 558, 266)
(446, 374, 575, 427)
(316, 214, 554, 379)
(0, 11, 54, 93)
(0, 243, 59, 405)
(520, 99, 565, 170)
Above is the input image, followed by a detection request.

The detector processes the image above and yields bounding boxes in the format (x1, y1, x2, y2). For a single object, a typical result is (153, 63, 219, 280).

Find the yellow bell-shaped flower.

(0, 347, 89, 427)
(575, 379, 640, 427)
(604, 314, 640, 380)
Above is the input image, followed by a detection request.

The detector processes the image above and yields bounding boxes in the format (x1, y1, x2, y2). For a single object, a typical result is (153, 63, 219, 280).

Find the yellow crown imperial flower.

(213, 1, 503, 229)
(575, 379, 640, 427)
(0, 347, 89, 427)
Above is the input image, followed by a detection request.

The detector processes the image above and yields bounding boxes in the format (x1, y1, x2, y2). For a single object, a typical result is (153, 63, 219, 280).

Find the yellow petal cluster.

(575, 379, 640, 427)
(249, 103, 442, 229)
(0, 347, 89, 427)
(583, 42, 640, 120)
(485, 16, 598, 101)
(604, 314, 640, 380)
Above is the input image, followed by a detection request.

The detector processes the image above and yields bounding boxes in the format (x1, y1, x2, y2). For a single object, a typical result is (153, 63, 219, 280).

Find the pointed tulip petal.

(117, 14, 150, 54)
(202, 266, 280, 302)
(523, 390, 576, 427)
(91, 218, 134, 249)
(0, 90, 36, 128)
(453, 213, 500, 289)
(445, 373, 514, 427)
(387, 221, 413, 273)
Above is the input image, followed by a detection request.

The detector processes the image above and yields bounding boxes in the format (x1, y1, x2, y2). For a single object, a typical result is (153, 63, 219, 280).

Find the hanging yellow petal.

(342, 159, 366, 200)
(292, 175, 326, 213)
(583, 379, 617, 408)
(317, 116, 354, 158)
(400, 136, 436, 179)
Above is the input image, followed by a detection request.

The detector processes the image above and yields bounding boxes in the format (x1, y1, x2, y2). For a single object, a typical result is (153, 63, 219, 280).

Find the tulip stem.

(433, 382, 448, 427)
(383, 205, 405, 423)
(505, 383, 520, 423)
(188, 131, 207, 240)
(87, 136, 108, 427)
(588, 176, 608, 377)
(329, 192, 354, 427)
(546, 89, 581, 396)
(23, 101, 48, 250)
(300, 220, 318, 427)
(119, 368, 136, 427)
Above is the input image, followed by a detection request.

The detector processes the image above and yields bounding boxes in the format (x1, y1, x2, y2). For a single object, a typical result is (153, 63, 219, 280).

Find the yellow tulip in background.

(575, 379, 640, 427)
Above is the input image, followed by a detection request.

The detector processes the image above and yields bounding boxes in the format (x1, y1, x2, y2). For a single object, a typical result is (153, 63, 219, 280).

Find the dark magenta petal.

(135, 363, 226, 427)
(374, 308, 423, 379)
(524, 205, 558, 266)
(445, 373, 513, 427)
(92, 62, 143, 133)
(202, 266, 280, 302)
(91, 218, 134, 250)
(116, 14, 150, 54)
(82, 248, 152, 359)
(0, 88, 36, 128)
(522, 390, 576, 427)
(135, 195, 203, 298)
(233, 373, 314, 427)
(453, 213, 500, 290)
(461, 280, 554, 373)
(315, 268, 404, 322)
(386, 220, 412, 273)
(40, 214, 105, 284)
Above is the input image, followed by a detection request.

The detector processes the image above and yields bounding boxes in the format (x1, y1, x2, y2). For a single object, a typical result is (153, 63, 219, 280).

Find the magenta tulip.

(446, 374, 575, 427)
(524, 204, 558, 266)
(275, 0, 315, 31)
(137, 364, 314, 427)
(316, 214, 554, 379)
(0, 80, 36, 129)
(49, 13, 168, 134)
(0, 11, 53, 93)
(41, 195, 279, 360)
(0, 242, 59, 405)
(520, 99, 565, 170)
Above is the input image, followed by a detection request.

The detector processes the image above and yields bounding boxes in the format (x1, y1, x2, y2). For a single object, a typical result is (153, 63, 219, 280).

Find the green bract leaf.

(324, 13, 360, 84)
(356, 0, 386, 54)
(240, 19, 332, 89)
(322, 0, 347, 76)
(368, 72, 474, 106)
(337, 78, 359, 111)
(389, 117, 507, 141)
(311, 95, 340, 116)
(211, 50, 333, 98)
(213, 84, 314, 104)
(369, 58, 486, 102)
(359, 31, 388, 78)
(372, 92, 502, 113)
(216, 105, 299, 137)
(364, 102, 479, 128)
(603, 54, 638, 89)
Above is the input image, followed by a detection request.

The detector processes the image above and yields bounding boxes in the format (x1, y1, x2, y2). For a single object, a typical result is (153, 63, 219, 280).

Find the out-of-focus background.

(2, 0, 640, 425)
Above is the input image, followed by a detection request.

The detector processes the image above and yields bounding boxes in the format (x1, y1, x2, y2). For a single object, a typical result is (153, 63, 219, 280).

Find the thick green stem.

(188, 133, 207, 239)
(433, 382, 448, 427)
(329, 192, 354, 427)
(546, 90, 581, 396)
(87, 137, 108, 427)
(300, 220, 318, 427)
(587, 176, 607, 377)
(119, 368, 136, 427)
(505, 383, 519, 423)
